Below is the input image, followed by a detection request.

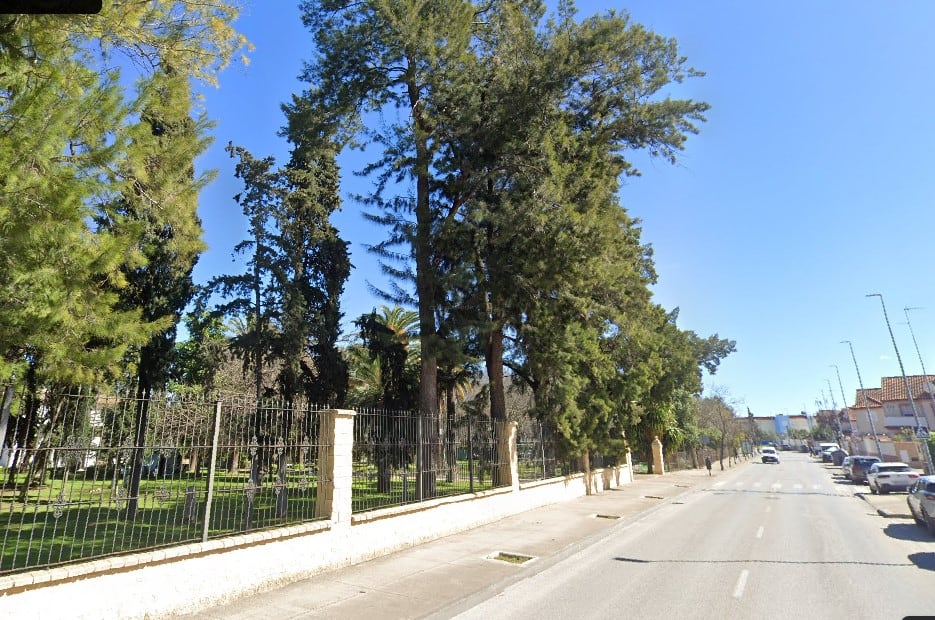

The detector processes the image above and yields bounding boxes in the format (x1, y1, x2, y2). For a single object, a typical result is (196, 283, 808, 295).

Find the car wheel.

(910, 502, 924, 526)
(870, 483, 877, 495)
(879, 486, 888, 495)
(924, 508, 935, 537)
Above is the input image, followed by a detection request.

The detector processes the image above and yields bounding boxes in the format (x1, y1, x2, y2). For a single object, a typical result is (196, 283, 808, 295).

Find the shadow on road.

(909, 552, 935, 571)
(884, 523, 935, 543)
(612, 556, 913, 567)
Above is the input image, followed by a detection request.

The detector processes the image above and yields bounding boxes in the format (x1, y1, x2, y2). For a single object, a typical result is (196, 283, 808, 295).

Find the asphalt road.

(443, 452, 935, 619)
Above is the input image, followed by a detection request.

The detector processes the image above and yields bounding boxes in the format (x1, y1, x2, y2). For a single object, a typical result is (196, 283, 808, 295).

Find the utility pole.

(866, 293, 934, 474)
(842, 340, 883, 459)
(831, 364, 854, 450)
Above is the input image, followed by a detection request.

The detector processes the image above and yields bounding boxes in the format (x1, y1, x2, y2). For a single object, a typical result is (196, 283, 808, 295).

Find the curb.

(856, 492, 913, 519)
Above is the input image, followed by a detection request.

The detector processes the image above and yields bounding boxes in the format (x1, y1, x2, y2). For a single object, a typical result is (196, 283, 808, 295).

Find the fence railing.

(351, 409, 509, 512)
(2, 385, 567, 576)
(0, 386, 331, 576)
(516, 419, 583, 481)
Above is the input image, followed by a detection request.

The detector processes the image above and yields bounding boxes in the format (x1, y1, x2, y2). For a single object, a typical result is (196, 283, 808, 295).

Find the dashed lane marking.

(733, 569, 749, 599)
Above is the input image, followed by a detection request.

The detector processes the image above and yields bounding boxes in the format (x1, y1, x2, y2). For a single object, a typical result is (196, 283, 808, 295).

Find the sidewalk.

(188, 458, 753, 619)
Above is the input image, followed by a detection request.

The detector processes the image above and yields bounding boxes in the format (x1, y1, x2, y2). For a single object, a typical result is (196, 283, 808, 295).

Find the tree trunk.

(412, 79, 437, 500)
(126, 382, 150, 521)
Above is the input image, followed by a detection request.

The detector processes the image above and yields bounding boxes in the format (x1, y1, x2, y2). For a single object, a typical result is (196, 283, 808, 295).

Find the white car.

(867, 462, 920, 494)
(907, 475, 935, 536)
(761, 446, 779, 464)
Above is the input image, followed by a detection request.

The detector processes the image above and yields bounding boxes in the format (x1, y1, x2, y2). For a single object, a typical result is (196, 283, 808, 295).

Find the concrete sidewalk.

(187, 458, 752, 619)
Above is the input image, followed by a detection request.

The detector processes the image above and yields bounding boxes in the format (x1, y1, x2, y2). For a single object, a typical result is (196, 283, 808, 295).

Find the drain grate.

(489, 551, 536, 564)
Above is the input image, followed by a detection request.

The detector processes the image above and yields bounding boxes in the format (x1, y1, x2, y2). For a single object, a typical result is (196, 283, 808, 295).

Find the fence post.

(467, 414, 475, 493)
(495, 420, 519, 491)
(315, 409, 355, 525)
(202, 395, 222, 542)
(539, 422, 546, 479)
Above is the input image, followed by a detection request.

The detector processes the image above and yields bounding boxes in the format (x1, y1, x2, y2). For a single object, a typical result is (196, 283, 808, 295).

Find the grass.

(1, 458, 513, 575)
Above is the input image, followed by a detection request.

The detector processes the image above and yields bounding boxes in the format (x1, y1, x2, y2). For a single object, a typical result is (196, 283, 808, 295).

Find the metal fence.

(516, 419, 583, 482)
(351, 409, 506, 512)
(0, 385, 328, 576)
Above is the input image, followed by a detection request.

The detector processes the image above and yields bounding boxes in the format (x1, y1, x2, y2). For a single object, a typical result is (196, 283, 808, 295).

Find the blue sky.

(191, 1, 935, 417)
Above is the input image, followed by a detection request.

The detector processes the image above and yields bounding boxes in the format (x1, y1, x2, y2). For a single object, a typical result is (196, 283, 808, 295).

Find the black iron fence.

(0, 382, 608, 576)
(0, 385, 328, 576)
(351, 409, 506, 512)
(516, 419, 583, 481)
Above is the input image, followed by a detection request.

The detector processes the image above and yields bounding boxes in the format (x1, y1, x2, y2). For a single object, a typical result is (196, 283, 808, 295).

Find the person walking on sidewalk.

(705, 455, 712, 475)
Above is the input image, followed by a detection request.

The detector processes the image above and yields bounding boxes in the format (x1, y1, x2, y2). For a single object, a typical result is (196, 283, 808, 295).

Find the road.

(442, 452, 935, 619)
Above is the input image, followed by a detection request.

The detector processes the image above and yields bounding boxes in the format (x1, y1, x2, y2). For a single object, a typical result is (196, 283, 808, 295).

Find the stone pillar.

(651, 435, 666, 475)
(495, 420, 519, 491)
(625, 448, 634, 483)
(315, 409, 356, 525)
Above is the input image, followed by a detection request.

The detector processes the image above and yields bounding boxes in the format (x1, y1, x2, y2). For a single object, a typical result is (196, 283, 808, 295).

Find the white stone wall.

(0, 465, 632, 619)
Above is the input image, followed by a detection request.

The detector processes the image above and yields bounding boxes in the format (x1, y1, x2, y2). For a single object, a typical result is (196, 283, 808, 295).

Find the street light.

(831, 364, 854, 447)
(903, 306, 935, 433)
(866, 293, 934, 474)
(841, 340, 883, 459)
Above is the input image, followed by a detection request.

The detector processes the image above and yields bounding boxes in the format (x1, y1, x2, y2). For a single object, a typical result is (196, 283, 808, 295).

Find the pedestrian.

(705, 455, 712, 476)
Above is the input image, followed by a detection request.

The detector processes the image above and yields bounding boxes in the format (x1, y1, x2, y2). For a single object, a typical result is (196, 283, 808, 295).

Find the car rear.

(871, 463, 919, 493)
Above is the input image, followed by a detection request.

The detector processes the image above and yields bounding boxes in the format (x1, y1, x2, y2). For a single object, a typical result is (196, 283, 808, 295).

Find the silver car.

(867, 462, 920, 494)
(907, 475, 935, 536)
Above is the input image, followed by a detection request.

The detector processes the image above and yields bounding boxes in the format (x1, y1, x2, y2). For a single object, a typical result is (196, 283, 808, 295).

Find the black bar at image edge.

(0, 1, 102, 14)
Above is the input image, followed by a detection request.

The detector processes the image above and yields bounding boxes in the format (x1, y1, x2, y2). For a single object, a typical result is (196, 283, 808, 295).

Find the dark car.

(848, 456, 881, 484)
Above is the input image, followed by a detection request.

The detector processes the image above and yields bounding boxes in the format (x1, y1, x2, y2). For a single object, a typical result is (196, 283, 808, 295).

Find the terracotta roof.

(852, 388, 882, 408)
(879, 375, 935, 401)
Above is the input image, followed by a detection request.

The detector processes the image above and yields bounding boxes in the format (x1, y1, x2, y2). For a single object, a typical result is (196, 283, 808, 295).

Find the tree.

(97, 66, 210, 520)
(0, 5, 250, 383)
(698, 389, 742, 470)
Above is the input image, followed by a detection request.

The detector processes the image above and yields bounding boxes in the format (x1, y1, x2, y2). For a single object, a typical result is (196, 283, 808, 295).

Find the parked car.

(840, 456, 852, 478)
(907, 475, 935, 536)
(761, 446, 779, 464)
(867, 462, 920, 494)
(819, 443, 840, 462)
(847, 456, 881, 484)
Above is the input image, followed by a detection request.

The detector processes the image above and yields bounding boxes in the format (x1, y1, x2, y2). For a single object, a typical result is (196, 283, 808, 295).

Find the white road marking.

(713, 481, 726, 488)
(753, 482, 761, 488)
(756, 526, 764, 539)
(733, 569, 749, 599)
(771, 483, 782, 491)
(812, 484, 820, 491)
(793, 484, 803, 490)
(735, 482, 744, 487)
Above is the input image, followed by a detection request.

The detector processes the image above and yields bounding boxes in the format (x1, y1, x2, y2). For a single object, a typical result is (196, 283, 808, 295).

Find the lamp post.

(826, 377, 845, 450)
(866, 293, 934, 474)
(841, 340, 883, 459)
(831, 364, 854, 451)
(904, 306, 935, 432)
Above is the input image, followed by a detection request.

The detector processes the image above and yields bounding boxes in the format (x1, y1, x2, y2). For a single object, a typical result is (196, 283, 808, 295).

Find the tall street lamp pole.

(866, 293, 934, 474)
(903, 306, 935, 432)
(830, 365, 853, 448)
(825, 379, 843, 447)
(842, 340, 883, 459)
